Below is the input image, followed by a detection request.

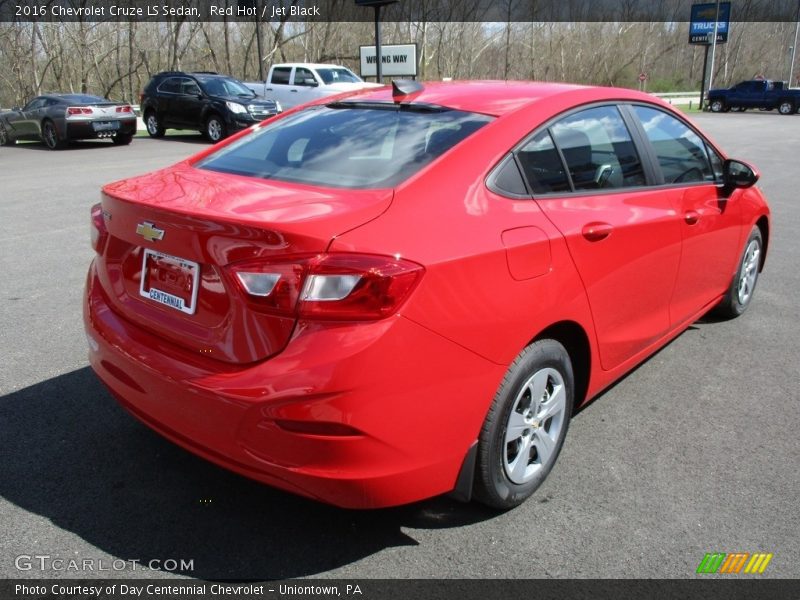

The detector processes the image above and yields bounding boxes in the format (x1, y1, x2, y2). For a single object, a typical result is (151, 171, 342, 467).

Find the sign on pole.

(360, 44, 418, 78)
(689, 2, 731, 44)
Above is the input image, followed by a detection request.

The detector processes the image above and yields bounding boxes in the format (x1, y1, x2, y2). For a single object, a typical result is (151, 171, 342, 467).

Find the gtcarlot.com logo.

(696, 552, 773, 574)
(15, 554, 194, 573)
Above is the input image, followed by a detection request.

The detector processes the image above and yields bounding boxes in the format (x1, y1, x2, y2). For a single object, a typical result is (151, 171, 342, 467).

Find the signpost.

(355, 0, 399, 84)
(690, 2, 731, 110)
(360, 44, 418, 78)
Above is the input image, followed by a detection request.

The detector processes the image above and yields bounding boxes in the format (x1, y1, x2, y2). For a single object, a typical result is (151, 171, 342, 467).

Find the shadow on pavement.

(0, 368, 497, 580)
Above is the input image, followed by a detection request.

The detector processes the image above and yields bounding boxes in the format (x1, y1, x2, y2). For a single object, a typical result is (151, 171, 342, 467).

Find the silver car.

(0, 94, 138, 149)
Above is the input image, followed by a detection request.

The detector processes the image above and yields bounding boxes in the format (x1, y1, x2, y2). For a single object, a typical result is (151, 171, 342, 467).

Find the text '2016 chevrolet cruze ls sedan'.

(84, 80, 770, 509)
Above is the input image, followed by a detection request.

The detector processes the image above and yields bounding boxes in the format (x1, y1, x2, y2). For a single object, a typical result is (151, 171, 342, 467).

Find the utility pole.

(355, 0, 398, 84)
(707, 0, 722, 93)
(790, 0, 800, 86)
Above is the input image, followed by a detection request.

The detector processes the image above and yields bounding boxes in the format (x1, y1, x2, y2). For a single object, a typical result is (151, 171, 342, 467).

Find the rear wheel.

(42, 120, 65, 150)
(205, 115, 226, 143)
(474, 339, 574, 509)
(709, 99, 726, 113)
(112, 133, 133, 145)
(714, 226, 763, 319)
(145, 111, 165, 137)
(778, 100, 795, 115)
(0, 124, 14, 146)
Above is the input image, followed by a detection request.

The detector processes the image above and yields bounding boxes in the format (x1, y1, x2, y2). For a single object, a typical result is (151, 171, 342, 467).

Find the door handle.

(290, 89, 298, 93)
(581, 222, 613, 242)
(684, 210, 700, 225)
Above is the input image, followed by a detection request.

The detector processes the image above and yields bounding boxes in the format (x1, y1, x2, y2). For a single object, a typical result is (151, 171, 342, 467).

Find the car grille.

(248, 104, 277, 117)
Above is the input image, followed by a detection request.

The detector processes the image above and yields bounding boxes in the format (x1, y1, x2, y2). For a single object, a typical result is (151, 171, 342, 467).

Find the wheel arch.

(531, 320, 592, 409)
(755, 215, 769, 272)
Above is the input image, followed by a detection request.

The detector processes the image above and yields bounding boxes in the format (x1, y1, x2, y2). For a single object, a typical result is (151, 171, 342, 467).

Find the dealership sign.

(689, 2, 731, 44)
(360, 44, 418, 78)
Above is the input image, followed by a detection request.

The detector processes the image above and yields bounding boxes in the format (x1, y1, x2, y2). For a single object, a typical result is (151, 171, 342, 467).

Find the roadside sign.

(689, 2, 731, 44)
(638, 73, 647, 82)
(360, 43, 418, 78)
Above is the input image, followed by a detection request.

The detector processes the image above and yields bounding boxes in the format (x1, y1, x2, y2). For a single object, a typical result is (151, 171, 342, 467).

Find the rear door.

(520, 104, 682, 371)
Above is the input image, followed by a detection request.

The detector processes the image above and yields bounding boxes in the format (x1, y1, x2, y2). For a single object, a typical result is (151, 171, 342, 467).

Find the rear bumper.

(84, 262, 503, 508)
(66, 119, 137, 140)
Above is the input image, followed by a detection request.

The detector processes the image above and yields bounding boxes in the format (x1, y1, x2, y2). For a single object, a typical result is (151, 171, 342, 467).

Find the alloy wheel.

(737, 238, 760, 305)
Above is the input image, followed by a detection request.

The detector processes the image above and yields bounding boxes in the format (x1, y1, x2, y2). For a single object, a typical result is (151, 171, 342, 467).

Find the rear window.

(196, 105, 493, 189)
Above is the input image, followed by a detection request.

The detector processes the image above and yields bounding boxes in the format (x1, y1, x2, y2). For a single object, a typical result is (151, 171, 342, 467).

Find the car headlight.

(226, 101, 247, 114)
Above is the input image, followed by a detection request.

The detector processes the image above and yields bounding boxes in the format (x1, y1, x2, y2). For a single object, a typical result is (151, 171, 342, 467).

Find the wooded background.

(1, 17, 797, 107)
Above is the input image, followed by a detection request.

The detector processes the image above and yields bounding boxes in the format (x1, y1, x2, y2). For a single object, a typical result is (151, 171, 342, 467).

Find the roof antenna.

(392, 80, 424, 99)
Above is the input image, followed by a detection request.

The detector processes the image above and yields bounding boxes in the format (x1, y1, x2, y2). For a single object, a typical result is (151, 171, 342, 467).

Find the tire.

(474, 339, 574, 510)
(0, 124, 14, 146)
(778, 100, 795, 115)
(41, 120, 65, 150)
(145, 111, 165, 137)
(111, 133, 133, 145)
(713, 226, 763, 319)
(204, 115, 226, 143)
(709, 99, 725, 113)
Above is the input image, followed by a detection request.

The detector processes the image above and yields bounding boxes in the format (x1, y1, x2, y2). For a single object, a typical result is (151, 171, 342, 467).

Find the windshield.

(198, 77, 255, 98)
(317, 68, 362, 84)
(196, 104, 492, 189)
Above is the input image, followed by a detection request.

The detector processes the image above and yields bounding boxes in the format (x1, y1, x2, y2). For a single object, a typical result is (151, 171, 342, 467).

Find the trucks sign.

(689, 2, 731, 44)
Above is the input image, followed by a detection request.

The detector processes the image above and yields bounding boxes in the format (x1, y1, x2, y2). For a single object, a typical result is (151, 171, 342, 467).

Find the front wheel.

(41, 120, 65, 150)
(714, 226, 763, 319)
(474, 339, 574, 510)
(205, 115, 226, 143)
(778, 101, 795, 115)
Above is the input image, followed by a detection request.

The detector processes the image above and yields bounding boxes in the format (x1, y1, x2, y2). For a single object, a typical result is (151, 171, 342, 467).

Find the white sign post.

(360, 44, 418, 79)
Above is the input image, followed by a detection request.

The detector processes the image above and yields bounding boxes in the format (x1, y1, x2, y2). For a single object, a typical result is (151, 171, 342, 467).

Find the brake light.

(228, 254, 424, 321)
(90, 203, 108, 253)
(116, 105, 133, 113)
(67, 107, 93, 115)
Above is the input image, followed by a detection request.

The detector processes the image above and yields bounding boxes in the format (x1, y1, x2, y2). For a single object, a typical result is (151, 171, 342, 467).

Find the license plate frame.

(92, 120, 120, 131)
(139, 249, 200, 315)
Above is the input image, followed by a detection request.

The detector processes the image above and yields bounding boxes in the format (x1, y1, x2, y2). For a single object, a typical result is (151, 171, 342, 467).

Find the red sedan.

(84, 81, 770, 509)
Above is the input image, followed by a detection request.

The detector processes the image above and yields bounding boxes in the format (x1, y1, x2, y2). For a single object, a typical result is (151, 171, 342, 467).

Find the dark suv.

(140, 71, 281, 142)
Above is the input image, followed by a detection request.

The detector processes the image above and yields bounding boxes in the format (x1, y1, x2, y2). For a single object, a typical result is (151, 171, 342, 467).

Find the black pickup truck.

(707, 80, 800, 114)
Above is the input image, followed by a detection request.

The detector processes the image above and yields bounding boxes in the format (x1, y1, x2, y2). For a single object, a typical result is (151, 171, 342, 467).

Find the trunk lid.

(95, 163, 392, 364)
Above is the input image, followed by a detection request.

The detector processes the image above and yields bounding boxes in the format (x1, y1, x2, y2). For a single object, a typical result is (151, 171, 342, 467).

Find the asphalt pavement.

(0, 115, 798, 580)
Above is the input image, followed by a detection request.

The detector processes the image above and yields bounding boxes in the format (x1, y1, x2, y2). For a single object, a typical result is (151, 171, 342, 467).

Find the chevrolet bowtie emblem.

(136, 221, 165, 242)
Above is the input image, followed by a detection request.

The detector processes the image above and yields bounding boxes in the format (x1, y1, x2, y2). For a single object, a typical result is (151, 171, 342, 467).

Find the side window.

(24, 98, 45, 111)
(632, 105, 714, 184)
(294, 68, 317, 86)
(517, 130, 571, 194)
(158, 78, 180, 94)
(490, 155, 529, 197)
(181, 79, 201, 96)
(271, 67, 291, 85)
(550, 105, 645, 190)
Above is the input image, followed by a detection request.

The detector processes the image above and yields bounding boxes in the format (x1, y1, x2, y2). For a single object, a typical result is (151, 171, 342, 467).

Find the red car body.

(84, 82, 770, 508)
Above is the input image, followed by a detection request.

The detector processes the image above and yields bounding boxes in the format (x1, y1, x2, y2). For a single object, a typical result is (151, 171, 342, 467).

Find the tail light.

(90, 203, 108, 253)
(228, 254, 424, 321)
(116, 105, 133, 113)
(67, 107, 93, 116)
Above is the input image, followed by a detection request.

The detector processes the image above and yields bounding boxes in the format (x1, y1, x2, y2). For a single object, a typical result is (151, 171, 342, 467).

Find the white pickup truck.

(244, 63, 381, 110)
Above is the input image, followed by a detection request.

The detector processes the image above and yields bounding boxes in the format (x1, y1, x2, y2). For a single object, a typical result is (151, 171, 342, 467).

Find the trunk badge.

(136, 222, 165, 242)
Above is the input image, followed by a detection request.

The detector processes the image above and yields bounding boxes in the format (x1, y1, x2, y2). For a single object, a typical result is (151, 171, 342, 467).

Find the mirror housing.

(723, 159, 759, 189)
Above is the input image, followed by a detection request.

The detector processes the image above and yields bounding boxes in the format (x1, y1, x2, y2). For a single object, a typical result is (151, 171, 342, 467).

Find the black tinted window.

(517, 130, 570, 194)
(632, 105, 714, 184)
(294, 68, 317, 86)
(491, 155, 529, 196)
(271, 67, 291, 85)
(197, 105, 492, 189)
(158, 78, 180, 93)
(550, 106, 645, 190)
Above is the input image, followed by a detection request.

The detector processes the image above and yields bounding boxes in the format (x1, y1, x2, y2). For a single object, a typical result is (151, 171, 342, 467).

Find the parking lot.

(0, 113, 798, 580)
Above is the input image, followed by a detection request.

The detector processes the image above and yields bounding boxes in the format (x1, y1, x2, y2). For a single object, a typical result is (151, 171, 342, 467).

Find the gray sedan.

(0, 94, 138, 149)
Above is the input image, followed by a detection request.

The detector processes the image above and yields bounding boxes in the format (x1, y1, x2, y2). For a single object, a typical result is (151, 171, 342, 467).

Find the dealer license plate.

(92, 121, 120, 131)
(139, 249, 200, 315)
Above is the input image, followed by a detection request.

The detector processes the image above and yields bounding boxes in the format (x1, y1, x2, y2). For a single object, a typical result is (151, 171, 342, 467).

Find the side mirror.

(723, 159, 759, 189)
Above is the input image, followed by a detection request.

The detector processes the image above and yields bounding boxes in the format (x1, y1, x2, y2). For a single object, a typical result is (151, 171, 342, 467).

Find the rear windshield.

(196, 104, 492, 189)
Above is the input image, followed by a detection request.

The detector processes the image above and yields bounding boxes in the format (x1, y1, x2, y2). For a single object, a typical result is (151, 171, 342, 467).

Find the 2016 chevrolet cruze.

(84, 81, 770, 509)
